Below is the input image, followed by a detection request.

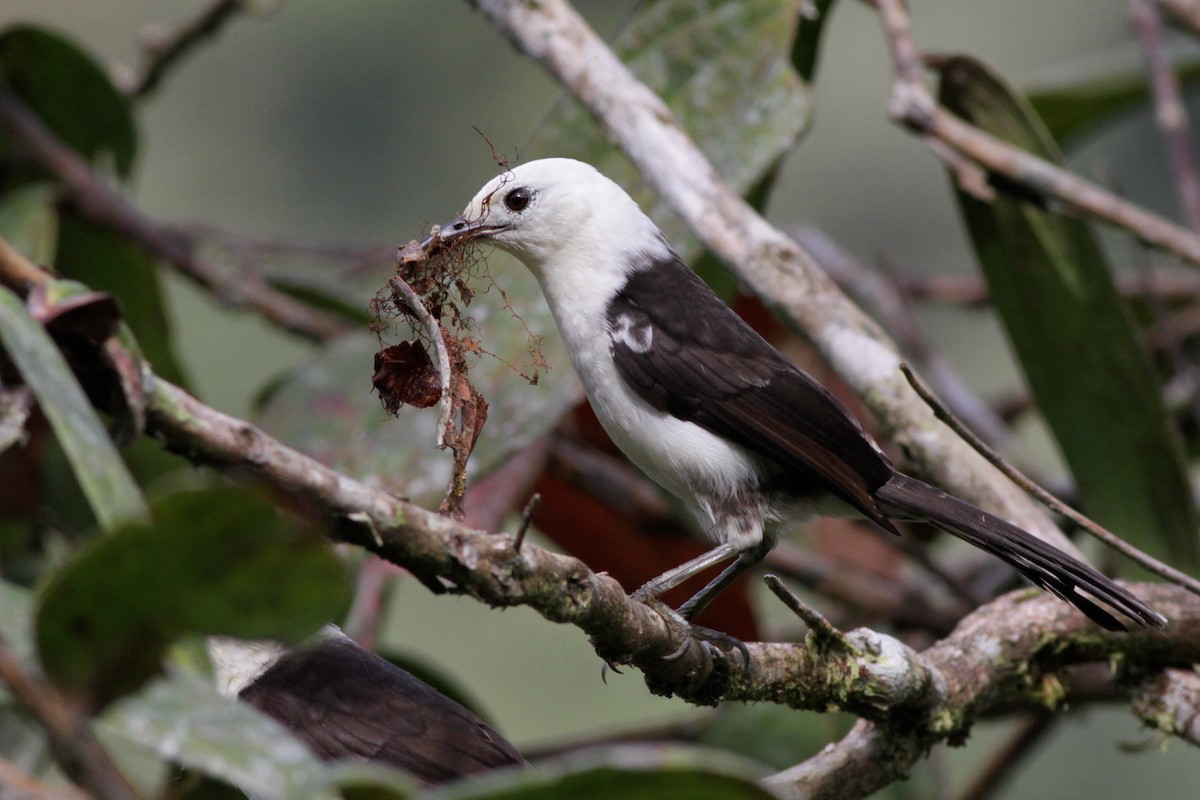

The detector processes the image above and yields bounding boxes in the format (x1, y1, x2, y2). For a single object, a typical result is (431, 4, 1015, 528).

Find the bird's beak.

(419, 215, 506, 250)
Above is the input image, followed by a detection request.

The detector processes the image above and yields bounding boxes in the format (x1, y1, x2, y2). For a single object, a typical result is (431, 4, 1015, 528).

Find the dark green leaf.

(36, 486, 352, 707)
(55, 211, 190, 386)
(0, 25, 137, 177)
(431, 746, 773, 800)
(0, 284, 147, 532)
(940, 55, 1200, 569)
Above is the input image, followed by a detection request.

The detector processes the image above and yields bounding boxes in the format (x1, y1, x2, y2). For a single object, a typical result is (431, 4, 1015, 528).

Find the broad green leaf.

(1029, 61, 1200, 147)
(430, 746, 774, 800)
(940, 55, 1200, 569)
(528, 0, 812, 289)
(55, 211, 190, 386)
(0, 25, 137, 177)
(100, 671, 339, 800)
(35, 486, 352, 707)
(0, 283, 147, 532)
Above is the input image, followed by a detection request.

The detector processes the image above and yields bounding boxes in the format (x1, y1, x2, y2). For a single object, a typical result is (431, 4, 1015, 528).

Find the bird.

(207, 627, 527, 785)
(424, 157, 1166, 635)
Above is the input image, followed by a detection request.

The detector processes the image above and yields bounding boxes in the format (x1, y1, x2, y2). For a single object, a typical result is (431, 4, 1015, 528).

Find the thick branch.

(143, 372, 1200, 719)
(1133, 667, 1200, 745)
(466, 0, 1080, 556)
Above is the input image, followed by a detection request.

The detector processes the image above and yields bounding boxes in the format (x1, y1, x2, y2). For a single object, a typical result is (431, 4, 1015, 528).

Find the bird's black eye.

(504, 187, 531, 212)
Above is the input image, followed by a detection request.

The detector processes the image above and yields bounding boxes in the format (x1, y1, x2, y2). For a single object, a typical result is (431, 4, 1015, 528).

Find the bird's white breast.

(535, 254, 764, 548)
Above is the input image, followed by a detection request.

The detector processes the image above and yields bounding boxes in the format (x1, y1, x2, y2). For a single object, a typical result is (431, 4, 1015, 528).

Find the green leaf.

(528, 0, 812, 288)
(430, 746, 774, 800)
(35, 486, 352, 708)
(0, 24, 138, 177)
(939, 55, 1200, 569)
(100, 671, 339, 800)
(55, 211, 190, 386)
(0, 284, 147, 531)
(1029, 60, 1200, 147)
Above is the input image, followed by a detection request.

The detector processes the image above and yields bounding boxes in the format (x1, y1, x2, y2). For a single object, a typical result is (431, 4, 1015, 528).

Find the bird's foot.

(635, 595, 750, 676)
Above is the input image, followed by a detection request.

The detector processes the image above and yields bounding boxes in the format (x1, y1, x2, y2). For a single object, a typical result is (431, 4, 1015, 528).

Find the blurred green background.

(3, 1, 1197, 797)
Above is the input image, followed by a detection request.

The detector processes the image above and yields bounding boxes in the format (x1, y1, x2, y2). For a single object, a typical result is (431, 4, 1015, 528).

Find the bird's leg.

(630, 542, 740, 604)
(676, 539, 772, 621)
(629, 542, 755, 668)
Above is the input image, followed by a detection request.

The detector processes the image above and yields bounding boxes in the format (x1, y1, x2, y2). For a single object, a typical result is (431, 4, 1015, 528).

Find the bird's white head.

(428, 158, 668, 285)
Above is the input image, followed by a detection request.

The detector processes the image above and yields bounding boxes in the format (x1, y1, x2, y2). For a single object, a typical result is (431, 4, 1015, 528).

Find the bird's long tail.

(875, 473, 1167, 631)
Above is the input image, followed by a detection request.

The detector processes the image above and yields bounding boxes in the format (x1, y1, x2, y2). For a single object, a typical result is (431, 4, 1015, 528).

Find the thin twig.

(862, 267, 1200, 307)
(514, 492, 541, 552)
(1158, 0, 1200, 37)
(129, 0, 247, 99)
(388, 276, 454, 448)
(763, 574, 858, 654)
(0, 87, 351, 342)
(0, 640, 139, 800)
(901, 363, 1200, 598)
(873, 0, 1200, 267)
(1132, 0, 1200, 231)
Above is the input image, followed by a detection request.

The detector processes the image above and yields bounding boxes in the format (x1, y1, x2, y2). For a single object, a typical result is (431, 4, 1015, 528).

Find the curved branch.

(143, 371, 1200, 718)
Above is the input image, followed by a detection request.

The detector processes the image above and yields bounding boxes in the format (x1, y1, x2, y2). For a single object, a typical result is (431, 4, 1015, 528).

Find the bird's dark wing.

(239, 637, 525, 785)
(607, 256, 898, 533)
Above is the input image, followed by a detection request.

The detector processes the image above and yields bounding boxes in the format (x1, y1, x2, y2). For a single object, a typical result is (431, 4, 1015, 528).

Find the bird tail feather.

(875, 473, 1166, 631)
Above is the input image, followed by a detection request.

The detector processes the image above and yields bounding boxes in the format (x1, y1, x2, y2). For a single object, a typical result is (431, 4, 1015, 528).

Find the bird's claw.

(664, 623, 751, 669)
(639, 597, 750, 670)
